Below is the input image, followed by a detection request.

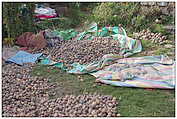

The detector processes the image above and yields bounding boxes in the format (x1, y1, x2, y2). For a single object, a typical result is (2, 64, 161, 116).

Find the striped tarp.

(90, 55, 175, 89)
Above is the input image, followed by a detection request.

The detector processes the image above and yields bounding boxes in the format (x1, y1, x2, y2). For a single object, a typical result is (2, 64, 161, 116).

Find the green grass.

(31, 65, 175, 117)
(154, 48, 172, 55)
(131, 39, 175, 59)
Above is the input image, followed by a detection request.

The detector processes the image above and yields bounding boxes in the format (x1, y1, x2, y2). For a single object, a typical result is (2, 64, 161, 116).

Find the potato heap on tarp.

(38, 37, 121, 64)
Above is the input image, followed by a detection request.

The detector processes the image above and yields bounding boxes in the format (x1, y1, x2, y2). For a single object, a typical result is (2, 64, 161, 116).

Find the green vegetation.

(154, 48, 173, 56)
(162, 15, 175, 25)
(141, 40, 156, 50)
(92, 3, 140, 27)
(3, 2, 174, 38)
(35, 18, 72, 31)
(3, 3, 35, 38)
(91, 3, 163, 33)
(150, 24, 166, 34)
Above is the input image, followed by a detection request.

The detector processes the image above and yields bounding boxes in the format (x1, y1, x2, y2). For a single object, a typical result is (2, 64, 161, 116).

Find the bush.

(35, 18, 73, 31)
(139, 6, 161, 19)
(162, 15, 174, 25)
(67, 8, 87, 28)
(92, 3, 140, 27)
(133, 15, 148, 32)
(92, 3, 114, 25)
(150, 24, 166, 34)
(3, 3, 35, 39)
(91, 2, 165, 33)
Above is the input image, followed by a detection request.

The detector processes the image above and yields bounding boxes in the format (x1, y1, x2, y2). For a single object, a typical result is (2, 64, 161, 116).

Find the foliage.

(3, 3, 35, 39)
(68, 2, 99, 12)
(3, 3, 22, 38)
(92, 3, 114, 25)
(92, 3, 165, 33)
(35, 18, 73, 31)
(150, 24, 166, 34)
(161, 15, 174, 25)
(67, 4, 88, 28)
(3, 38, 15, 46)
(133, 15, 147, 32)
(154, 48, 172, 56)
(92, 3, 140, 27)
(139, 6, 161, 19)
(68, 9, 86, 27)
(141, 39, 156, 50)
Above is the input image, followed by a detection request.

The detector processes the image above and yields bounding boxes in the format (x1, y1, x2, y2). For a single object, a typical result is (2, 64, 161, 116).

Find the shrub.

(162, 15, 174, 25)
(91, 2, 165, 33)
(35, 17, 74, 31)
(92, 3, 114, 25)
(150, 24, 166, 34)
(133, 15, 148, 32)
(67, 7, 87, 28)
(139, 6, 161, 19)
(3, 3, 35, 39)
(92, 3, 140, 27)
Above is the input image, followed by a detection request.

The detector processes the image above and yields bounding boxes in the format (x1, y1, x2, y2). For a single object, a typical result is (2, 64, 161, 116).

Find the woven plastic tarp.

(40, 55, 175, 89)
(90, 55, 175, 89)
(16, 31, 47, 51)
(40, 57, 67, 71)
(52, 29, 78, 41)
(68, 54, 123, 74)
(6, 51, 42, 65)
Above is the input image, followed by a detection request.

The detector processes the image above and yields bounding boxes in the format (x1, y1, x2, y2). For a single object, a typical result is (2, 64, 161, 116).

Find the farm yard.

(2, 2, 175, 117)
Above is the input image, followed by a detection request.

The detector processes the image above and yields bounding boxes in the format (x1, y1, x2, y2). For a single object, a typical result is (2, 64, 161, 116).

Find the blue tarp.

(6, 51, 42, 65)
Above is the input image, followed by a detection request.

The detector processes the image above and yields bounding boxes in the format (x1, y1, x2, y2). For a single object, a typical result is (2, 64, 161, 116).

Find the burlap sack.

(16, 31, 47, 51)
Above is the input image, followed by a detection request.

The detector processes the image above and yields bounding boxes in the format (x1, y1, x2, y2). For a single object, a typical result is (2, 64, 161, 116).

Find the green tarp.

(52, 29, 78, 41)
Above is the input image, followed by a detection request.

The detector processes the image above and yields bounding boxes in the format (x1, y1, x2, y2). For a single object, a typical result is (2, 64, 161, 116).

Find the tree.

(3, 2, 35, 39)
